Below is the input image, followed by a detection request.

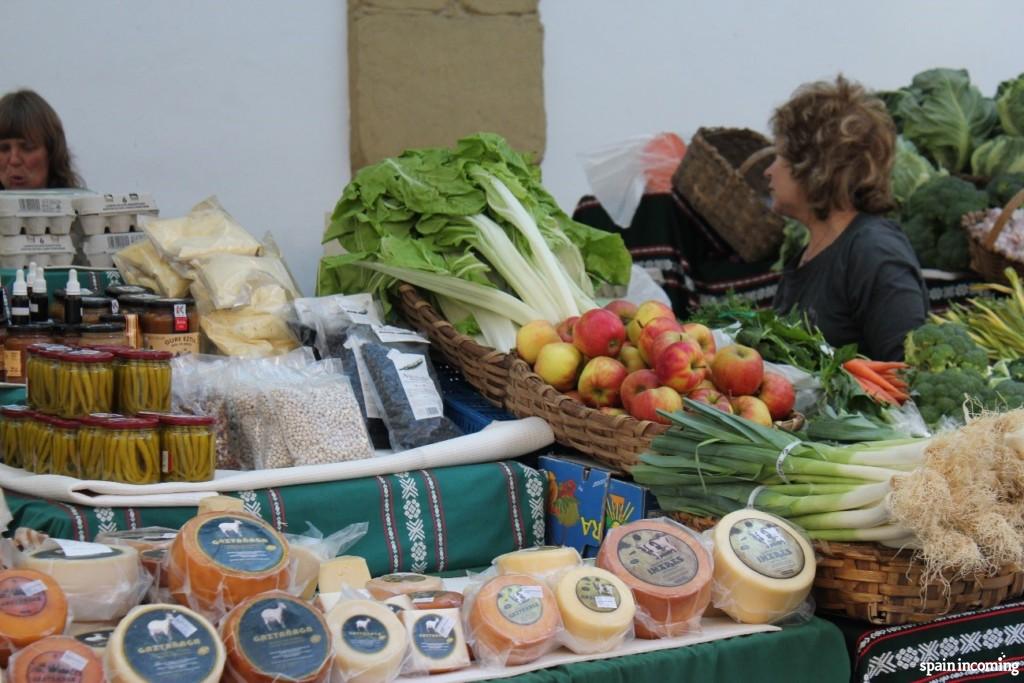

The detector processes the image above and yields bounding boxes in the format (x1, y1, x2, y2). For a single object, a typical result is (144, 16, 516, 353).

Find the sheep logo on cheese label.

(122, 610, 218, 681)
(237, 598, 328, 679)
(616, 529, 700, 587)
(22, 650, 91, 682)
(728, 518, 805, 579)
(75, 629, 113, 650)
(412, 613, 457, 660)
(0, 576, 48, 617)
(196, 516, 284, 573)
(496, 585, 544, 625)
(342, 615, 390, 654)
(575, 575, 621, 613)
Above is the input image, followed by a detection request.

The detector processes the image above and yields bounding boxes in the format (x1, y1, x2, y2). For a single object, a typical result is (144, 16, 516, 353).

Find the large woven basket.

(963, 187, 1024, 285)
(667, 511, 1024, 626)
(672, 127, 785, 262)
(393, 284, 513, 407)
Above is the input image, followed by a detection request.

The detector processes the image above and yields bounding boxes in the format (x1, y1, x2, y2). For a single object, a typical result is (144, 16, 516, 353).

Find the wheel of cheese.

(408, 590, 464, 611)
(365, 573, 443, 600)
(105, 603, 224, 683)
(326, 599, 408, 683)
(597, 518, 712, 639)
(220, 591, 332, 683)
(197, 495, 246, 515)
(554, 566, 636, 654)
(95, 527, 178, 552)
(400, 608, 471, 674)
(18, 541, 143, 623)
(494, 546, 581, 577)
(0, 569, 68, 666)
(710, 510, 816, 624)
(8, 635, 103, 683)
(167, 512, 290, 616)
(467, 574, 562, 666)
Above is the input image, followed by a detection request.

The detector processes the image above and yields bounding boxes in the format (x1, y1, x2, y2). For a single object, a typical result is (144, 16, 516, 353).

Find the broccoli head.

(902, 215, 939, 267)
(911, 368, 994, 426)
(986, 173, 1024, 207)
(905, 322, 989, 373)
(932, 228, 970, 272)
(993, 380, 1024, 410)
(905, 175, 988, 228)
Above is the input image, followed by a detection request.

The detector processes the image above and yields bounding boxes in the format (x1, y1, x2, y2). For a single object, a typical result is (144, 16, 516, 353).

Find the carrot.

(844, 359, 904, 398)
(862, 360, 909, 372)
(851, 374, 899, 405)
(884, 376, 908, 390)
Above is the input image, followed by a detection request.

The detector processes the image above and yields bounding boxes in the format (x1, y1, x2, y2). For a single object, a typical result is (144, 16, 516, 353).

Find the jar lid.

(144, 297, 196, 309)
(8, 322, 55, 335)
(113, 348, 173, 361)
(58, 349, 114, 363)
(120, 293, 161, 305)
(36, 414, 79, 430)
(106, 284, 153, 298)
(79, 323, 126, 334)
(99, 313, 126, 324)
(78, 413, 125, 427)
(27, 343, 69, 357)
(158, 414, 216, 427)
(0, 404, 33, 418)
(99, 416, 159, 430)
(81, 344, 133, 354)
(80, 295, 114, 309)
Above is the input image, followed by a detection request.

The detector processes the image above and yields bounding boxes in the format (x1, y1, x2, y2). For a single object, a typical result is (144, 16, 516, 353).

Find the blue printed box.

(538, 455, 610, 558)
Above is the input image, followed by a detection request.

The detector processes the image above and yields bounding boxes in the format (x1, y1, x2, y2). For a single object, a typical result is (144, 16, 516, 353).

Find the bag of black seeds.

(361, 337, 463, 451)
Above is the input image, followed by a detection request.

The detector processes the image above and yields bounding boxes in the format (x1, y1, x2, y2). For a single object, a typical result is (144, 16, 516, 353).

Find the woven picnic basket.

(962, 187, 1024, 285)
(672, 127, 785, 262)
(667, 511, 1024, 626)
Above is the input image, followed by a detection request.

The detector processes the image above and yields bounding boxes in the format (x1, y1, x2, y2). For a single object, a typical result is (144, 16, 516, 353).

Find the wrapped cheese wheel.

(554, 566, 636, 654)
(167, 512, 290, 616)
(493, 546, 580, 578)
(710, 510, 816, 624)
(220, 591, 333, 683)
(407, 590, 464, 611)
(0, 569, 68, 667)
(95, 527, 178, 552)
(381, 594, 414, 615)
(8, 635, 103, 683)
(105, 603, 224, 683)
(67, 622, 115, 657)
(327, 599, 408, 683)
(467, 573, 562, 666)
(597, 517, 713, 638)
(365, 573, 443, 600)
(401, 607, 470, 674)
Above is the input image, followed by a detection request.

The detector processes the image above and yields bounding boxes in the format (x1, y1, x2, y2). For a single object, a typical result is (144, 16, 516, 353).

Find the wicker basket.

(963, 187, 1024, 285)
(672, 127, 785, 262)
(393, 284, 513, 407)
(667, 512, 1024, 626)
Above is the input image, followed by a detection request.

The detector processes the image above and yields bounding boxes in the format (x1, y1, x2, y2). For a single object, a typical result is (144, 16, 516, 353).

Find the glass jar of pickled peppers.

(38, 415, 79, 477)
(114, 349, 173, 415)
(0, 405, 33, 468)
(55, 349, 114, 419)
(26, 344, 70, 413)
(157, 414, 216, 483)
(102, 416, 161, 485)
(22, 412, 50, 473)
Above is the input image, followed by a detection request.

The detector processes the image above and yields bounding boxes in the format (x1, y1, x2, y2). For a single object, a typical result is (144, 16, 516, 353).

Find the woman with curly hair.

(768, 75, 927, 361)
(0, 89, 84, 190)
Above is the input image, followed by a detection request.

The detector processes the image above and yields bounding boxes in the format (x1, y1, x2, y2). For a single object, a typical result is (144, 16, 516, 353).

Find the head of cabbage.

(892, 136, 944, 206)
(971, 135, 1024, 178)
(997, 73, 1024, 136)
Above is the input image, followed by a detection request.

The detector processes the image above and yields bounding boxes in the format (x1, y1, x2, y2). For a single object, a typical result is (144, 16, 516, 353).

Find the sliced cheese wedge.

(494, 546, 580, 578)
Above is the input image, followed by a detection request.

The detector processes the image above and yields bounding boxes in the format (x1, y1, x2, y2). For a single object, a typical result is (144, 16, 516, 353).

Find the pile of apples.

(515, 300, 795, 426)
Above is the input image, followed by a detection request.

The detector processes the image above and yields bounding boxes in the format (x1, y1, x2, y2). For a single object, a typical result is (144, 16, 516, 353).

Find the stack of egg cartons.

(72, 192, 157, 267)
(0, 190, 81, 268)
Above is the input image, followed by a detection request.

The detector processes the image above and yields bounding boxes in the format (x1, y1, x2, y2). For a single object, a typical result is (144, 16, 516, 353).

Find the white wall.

(2, 1, 1020, 293)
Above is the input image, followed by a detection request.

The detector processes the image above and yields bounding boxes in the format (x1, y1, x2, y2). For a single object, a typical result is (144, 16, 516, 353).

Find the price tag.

(519, 586, 544, 600)
(436, 616, 456, 637)
(595, 595, 619, 610)
(59, 650, 89, 671)
(172, 614, 197, 637)
(54, 539, 114, 558)
(19, 580, 47, 596)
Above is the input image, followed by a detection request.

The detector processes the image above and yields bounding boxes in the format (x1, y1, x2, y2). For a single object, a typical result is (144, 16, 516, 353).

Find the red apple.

(619, 369, 660, 414)
(655, 341, 707, 394)
(573, 308, 627, 358)
(691, 378, 716, 394)
(637, 317, 684, 365)
(618, 343, 646, 373)
(534, 342, 584, 392)
(681, 322, 717, 357)
(689, 387, 733, 414)
(730, 395, 773, 427)
(758, 372, 796, 420)
(516, 320, 562, 365)
(647, 330, 697, 368)
(556, 316, 579, 343)
(578, 357, 629, 409)
(710, 344, 764, 396)
(626, 301, 675, 345)
(629, 386, 683, 424)
(604, 299, 638, 324)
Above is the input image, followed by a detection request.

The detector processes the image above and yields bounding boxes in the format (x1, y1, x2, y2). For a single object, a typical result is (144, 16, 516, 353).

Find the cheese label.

(34, 544, 123, 562)
(235, 597, 329, 679)
(411, 613, 457, 660)
(615, 528, 700, 588)
(728, 517, 806, 579)
(195, 516, 285, 574)
(574, 575, 621, 613)
(0, 575, 48, 616)
(21, 650, 88, 682)
(74, 628, 113, 650)
(119, 609, 218, 681)
(341, 614, 390, 654)
(496, 585, 544, 625)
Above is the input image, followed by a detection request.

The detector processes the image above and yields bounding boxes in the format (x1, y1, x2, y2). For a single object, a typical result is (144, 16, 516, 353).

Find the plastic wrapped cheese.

(220, 591, 333, 683)
(597, 517, 713, 639)
(366, 573, 443, 600)
(105, 604, 224, 683)
(113, 238, 192, 298)
(554, 566, 636, 654)
(327, 599, 408, 683)
(493, 546, 581, 580)
(142, 197, 260, 268)
(67, 622, 115, 657)
(710, 510, 816, 624)
(0, 569, 68, 666)
(466, 574, 562, 666)
(408, 590, 464, 610)
(401, 607, 470, 674)
(9, 635, 104, 683)
(192, 253, 299, 310)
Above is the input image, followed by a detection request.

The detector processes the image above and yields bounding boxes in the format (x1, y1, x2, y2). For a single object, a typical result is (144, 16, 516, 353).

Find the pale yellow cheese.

(400, 607, 470, 674)
(710, 510, 816, 624)
(365, 573, 442, 600)
(554, 566, 636, 654)
(326, 599, 407, 683)
(197, 495, 245, 515)
(319, 556, 371, 593)
(288, 543, 321, 601)
(494, 546, 581, 578)
(382, 594, 414, 614)
(105, 603, 224, 683)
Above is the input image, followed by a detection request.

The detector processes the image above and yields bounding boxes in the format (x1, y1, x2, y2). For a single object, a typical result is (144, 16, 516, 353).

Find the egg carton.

(72, 192, 158, 235)
(0, 234, 76, 268)
(0, 192, 78, 236)
(77, 230, 148, 268)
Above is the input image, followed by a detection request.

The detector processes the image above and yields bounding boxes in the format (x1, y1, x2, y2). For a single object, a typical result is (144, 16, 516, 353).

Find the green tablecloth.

(3, 460, 546, 576)
(493, 617, 849, 683)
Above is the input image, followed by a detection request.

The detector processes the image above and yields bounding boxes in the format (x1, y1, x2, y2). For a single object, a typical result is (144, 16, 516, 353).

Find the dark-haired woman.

(0, 89, 84, 190)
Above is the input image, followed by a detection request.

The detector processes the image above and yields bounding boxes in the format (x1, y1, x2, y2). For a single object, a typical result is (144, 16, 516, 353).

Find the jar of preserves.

(0, 404, 33, 468)
(118, 293, 161, 316)
(140, 298, 199, 356)
(77, 414, 123, 479)
(42, 415, 79, 477)
(52, 290, 114, 324)
(0, 316, 8, 379)
(4, 323, 55, 384)
(26, 413, 54, 474)
(26, 344, 69, 414)
(114, 349, 173, 415)
(79, 322, 128, 347)
(101, 416, 161, 485)
(106, 284, 153, 300)
(159, 414, 216, 483)
(56, 349, 114, 418)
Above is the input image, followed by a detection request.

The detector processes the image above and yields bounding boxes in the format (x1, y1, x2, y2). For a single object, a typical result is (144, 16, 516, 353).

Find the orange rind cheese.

(408, 590, 464, 611)
(0, 569, 68, 666)
(597, 518, 712, 639)
(9, 635, 103, 683)
(467, 574, 561, 666)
